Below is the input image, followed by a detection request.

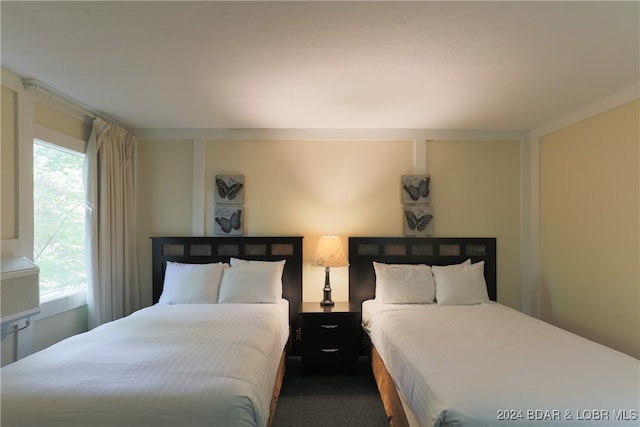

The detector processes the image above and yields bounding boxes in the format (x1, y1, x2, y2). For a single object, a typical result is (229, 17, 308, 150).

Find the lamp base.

(320, 266, 334, 306)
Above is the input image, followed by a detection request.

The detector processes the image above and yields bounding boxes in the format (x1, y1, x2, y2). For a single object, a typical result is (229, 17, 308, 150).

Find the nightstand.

(299, 301, 360, 376)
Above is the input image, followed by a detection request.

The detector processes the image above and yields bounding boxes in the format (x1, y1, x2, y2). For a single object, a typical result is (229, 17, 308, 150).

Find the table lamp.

(312, 235, 348, 306)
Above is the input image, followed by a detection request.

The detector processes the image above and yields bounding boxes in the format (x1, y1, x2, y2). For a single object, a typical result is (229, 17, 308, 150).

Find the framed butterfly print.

(215, 175, 244, 204)
(214, 206, 243, 236)
(401, 175, 430, 204)
(403, 206, 433, 236)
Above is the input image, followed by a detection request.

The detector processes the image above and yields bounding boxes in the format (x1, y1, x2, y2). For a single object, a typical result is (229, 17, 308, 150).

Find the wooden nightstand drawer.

(301, 314, 358, 341)
(299, 302, 360, 376)
(302, 345, 358, 372)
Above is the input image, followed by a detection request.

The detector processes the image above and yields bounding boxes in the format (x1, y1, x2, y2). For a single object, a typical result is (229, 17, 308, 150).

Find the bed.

(349, 237, 640, 427)
(1, 236, 302, 427)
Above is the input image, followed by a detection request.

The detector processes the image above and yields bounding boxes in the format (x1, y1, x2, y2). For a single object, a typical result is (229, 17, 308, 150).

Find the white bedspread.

(1, 302, 289, 427)
(363, 301, 640, 427)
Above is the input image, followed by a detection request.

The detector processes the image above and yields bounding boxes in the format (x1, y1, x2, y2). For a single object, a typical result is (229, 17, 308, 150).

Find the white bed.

(348, 237, 640, 427)
(363, 300, 640, 427)
(2, 302, 289, 427)
(1, 236, 304, 427)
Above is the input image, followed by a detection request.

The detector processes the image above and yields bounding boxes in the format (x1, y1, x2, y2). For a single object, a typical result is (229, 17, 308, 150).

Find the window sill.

(35, 290, 87, 321)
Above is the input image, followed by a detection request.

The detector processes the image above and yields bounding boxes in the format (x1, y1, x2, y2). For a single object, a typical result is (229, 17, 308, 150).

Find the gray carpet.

(272, 356, 390, 427)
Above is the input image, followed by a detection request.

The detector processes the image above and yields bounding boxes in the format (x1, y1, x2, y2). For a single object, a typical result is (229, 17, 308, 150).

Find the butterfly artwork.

(215, 175, 244, 204)
(403, 206, 433, 236)
(214, 207, 243, 235)
(401, 175, 431, 204)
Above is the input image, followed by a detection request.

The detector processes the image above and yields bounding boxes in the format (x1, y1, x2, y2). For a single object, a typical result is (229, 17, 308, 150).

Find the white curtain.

(85, 117, 140, 329)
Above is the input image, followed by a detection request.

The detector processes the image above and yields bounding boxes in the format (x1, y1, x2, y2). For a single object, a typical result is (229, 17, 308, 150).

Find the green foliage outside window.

(33, 140, 87, 299)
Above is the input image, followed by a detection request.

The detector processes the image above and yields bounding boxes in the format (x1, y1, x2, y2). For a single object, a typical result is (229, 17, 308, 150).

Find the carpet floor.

(272, 356, 390, 427)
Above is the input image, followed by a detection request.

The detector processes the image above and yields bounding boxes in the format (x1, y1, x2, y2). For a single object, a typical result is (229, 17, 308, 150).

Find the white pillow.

(443, 259, 472, 268)
(373, 262, 435, 304)
(230, 258, 285, 276)
(432, 261, 490, 305)
(218, 263, 283, 303)
(158, 262, 224, 304)
(230, 258, 284, 292)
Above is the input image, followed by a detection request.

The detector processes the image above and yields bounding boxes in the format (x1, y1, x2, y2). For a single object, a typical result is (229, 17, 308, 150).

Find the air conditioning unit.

(1, 257, 40, 324)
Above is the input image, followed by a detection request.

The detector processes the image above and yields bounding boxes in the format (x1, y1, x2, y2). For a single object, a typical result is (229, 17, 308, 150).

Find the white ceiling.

(2, 1, 638, 131)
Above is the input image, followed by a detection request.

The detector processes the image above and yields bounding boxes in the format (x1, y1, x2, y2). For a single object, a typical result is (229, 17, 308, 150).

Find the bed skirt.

(370, 345, 410, 427)
(268, 351, 287, 427)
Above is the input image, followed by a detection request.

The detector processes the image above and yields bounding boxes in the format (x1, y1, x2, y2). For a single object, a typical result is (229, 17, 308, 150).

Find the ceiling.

(2, 1, 638, 131)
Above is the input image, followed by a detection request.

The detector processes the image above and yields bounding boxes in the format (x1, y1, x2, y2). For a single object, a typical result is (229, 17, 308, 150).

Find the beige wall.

(135, 138, 522, 305)
(426, 140, 522, 308)
(540, 100, 639, 358)
(34, 101, 92, 142)
(136, 139, 194, 306)
(205, 139, 416, 302)
(1, 86, 18, 239)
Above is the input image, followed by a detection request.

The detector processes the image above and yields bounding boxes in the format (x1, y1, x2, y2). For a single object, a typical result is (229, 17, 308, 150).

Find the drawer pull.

(321, 348, 340, 353)
(321, 324, 339, 329)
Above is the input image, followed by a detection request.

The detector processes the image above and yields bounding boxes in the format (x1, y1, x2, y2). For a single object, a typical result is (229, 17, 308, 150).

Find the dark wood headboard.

(348, 237, 497, 306)
(151, 236, 303, 333)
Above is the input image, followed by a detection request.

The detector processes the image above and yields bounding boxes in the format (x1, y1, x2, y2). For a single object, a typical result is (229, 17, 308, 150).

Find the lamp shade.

(313, 235, 348, 267)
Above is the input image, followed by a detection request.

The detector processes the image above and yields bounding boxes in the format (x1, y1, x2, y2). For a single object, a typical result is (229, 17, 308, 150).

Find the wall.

(1, 86, 18, 239)
(206, 139, 416, 302)
(426, 140, 521, 307)
(136, 139, 194, 307)
(34, 101, 92, 142)
(540, 100, 639, 358)
(136, 137, 522, 307)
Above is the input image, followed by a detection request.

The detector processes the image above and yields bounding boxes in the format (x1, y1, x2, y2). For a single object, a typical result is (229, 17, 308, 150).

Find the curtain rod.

(22, 79, 130, 130)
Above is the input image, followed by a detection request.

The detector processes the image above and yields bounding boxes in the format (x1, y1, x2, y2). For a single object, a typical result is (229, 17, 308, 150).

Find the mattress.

(363, 300, 640, 426)
(1, 301, 289, 427)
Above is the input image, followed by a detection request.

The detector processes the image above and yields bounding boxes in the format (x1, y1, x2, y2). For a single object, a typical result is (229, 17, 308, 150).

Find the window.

(33, 137, 87, 301)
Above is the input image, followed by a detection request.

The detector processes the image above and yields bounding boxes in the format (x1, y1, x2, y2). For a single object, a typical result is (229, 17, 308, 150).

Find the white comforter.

(363, 301, 640, 427)
(1, 302, 289, 427)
